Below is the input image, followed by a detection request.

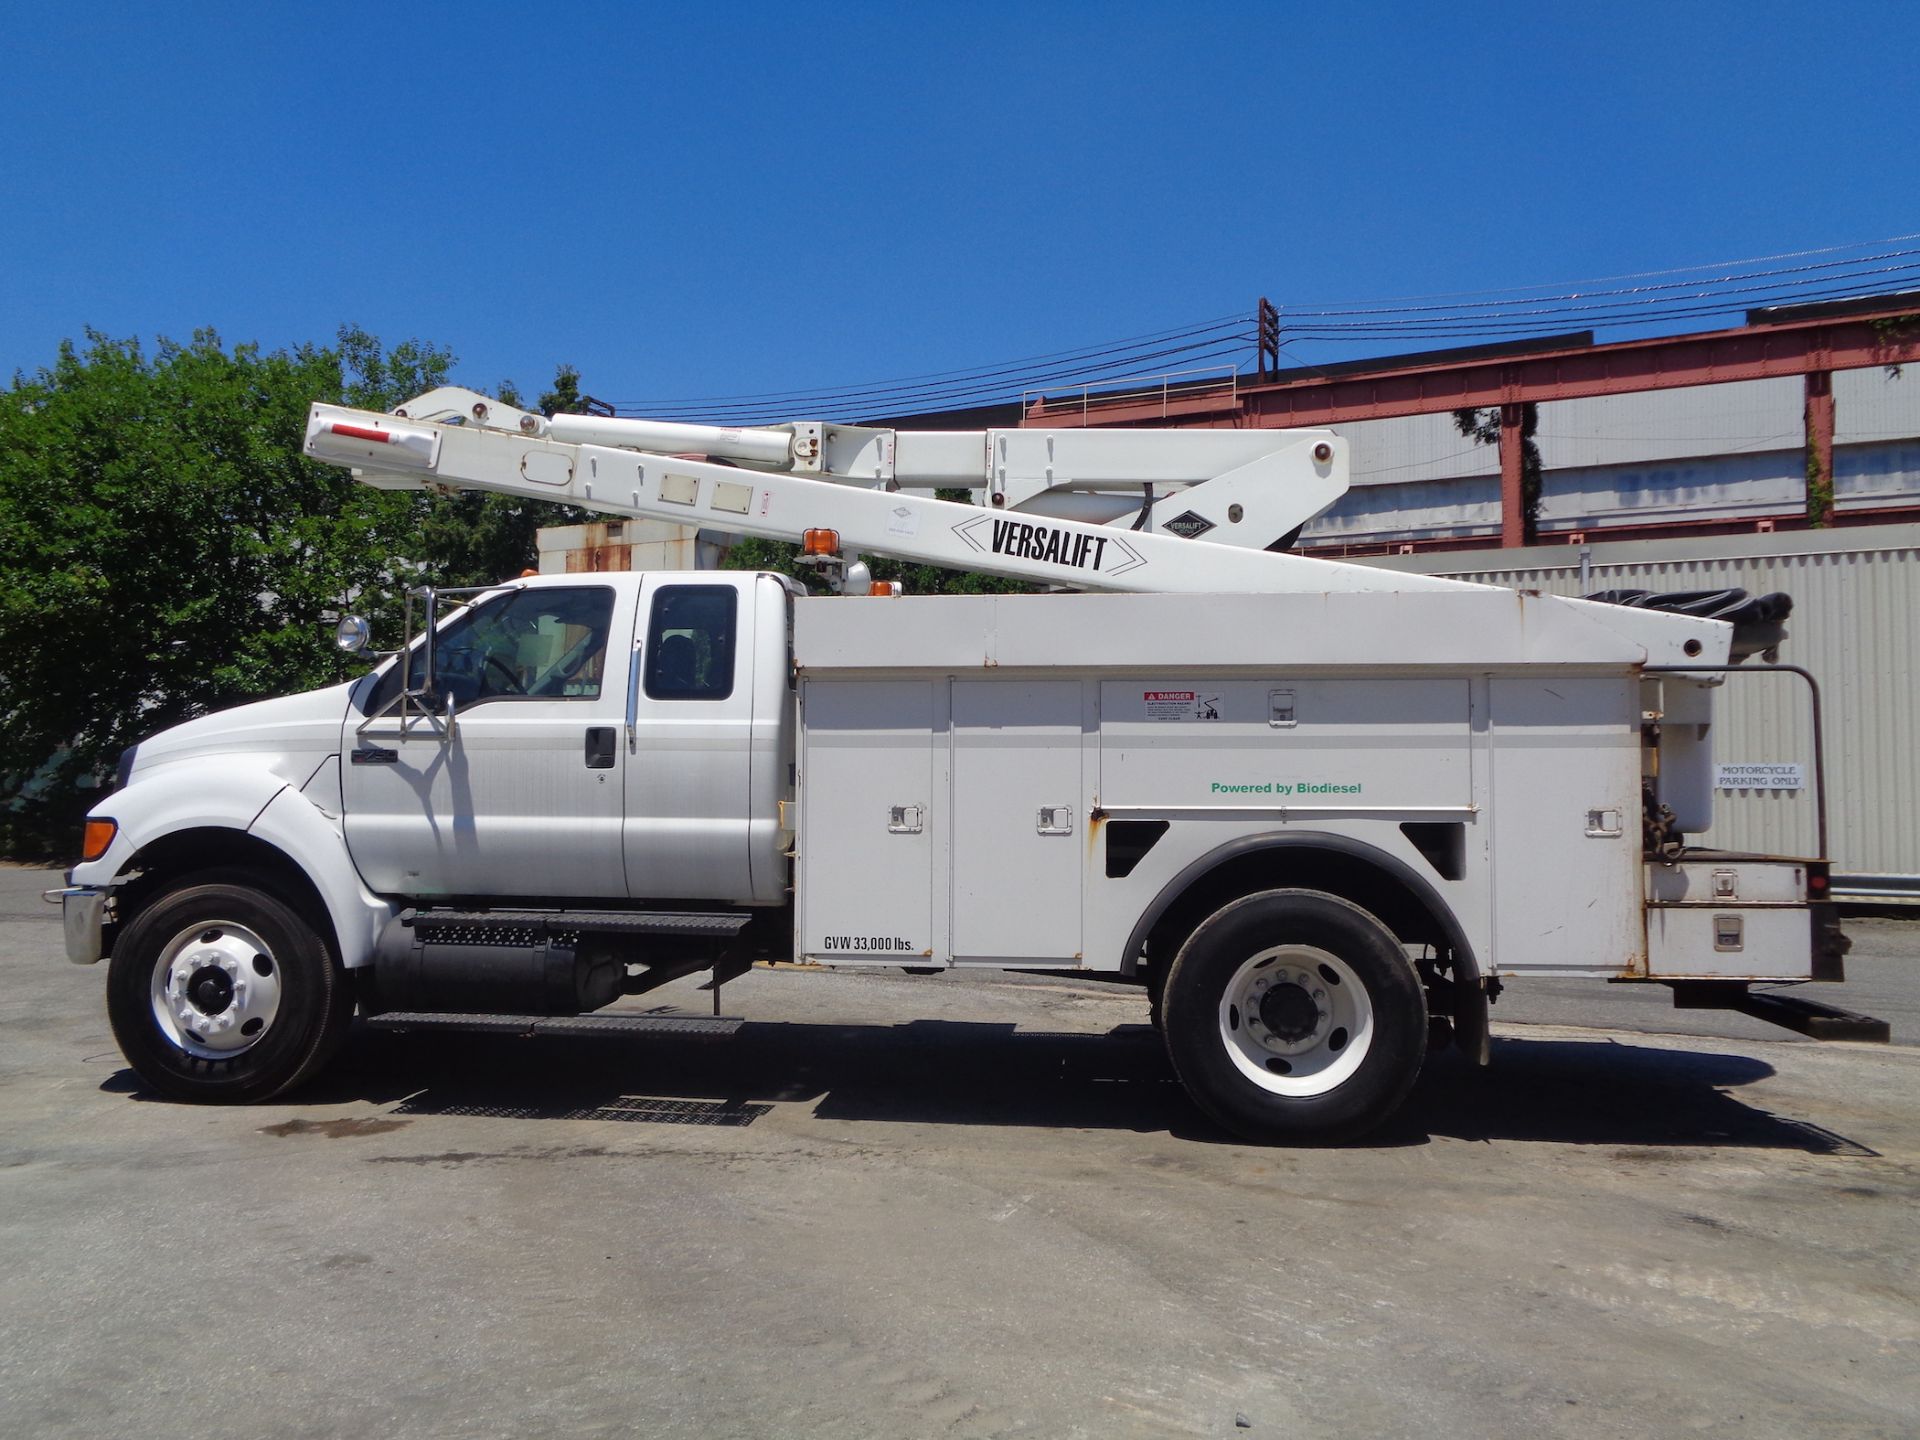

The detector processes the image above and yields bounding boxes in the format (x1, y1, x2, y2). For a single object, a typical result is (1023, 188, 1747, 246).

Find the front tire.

(1161, 889, 1427, 1144)
(107, 878, 351, 1103)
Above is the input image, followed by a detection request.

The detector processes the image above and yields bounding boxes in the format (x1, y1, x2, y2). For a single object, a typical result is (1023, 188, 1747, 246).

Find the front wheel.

(106, 878, 352, 1102)
(1161, 889, 1427, 1144)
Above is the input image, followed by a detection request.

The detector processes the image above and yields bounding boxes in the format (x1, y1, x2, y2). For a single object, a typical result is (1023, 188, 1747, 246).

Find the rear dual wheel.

(106, 877, 353, 1103)
(1161, 889, 1427, 1144)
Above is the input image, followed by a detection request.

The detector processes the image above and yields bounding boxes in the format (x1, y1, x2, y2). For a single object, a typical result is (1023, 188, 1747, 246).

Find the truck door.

(950, 679, 1084, 963)
(1487, 675, 1643, 973)
(340, 583, 631, 900)
(622, 577, 757, 902)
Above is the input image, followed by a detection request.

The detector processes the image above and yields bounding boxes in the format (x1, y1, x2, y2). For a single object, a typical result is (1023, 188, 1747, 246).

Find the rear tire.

(1161, 889, 1427, 1144)
(107, 876, 352, 1103)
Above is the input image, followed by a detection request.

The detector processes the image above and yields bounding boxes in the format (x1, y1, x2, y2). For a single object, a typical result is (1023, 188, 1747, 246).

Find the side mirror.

(334, 615, 372, 653)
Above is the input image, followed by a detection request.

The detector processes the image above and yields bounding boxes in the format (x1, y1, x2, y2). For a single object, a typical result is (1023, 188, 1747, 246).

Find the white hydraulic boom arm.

(305, 386, 1480, 596)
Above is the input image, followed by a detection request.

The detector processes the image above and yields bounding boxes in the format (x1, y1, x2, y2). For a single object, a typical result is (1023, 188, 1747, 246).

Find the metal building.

(1364, 523, 1920, 901)
(1310, 367, 1920, 549)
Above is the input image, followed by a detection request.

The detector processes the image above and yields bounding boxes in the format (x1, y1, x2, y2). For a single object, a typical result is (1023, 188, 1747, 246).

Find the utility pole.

(1257, 297, 1280, 382)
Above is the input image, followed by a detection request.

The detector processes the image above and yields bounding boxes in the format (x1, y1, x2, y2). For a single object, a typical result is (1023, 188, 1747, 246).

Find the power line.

(626, 334, 1256, 423)
(1277, 271, 1920, 342)
(595, 232, 1920, 423)
(651, 347, 1256, 425)
(1281, 245, 1920, 319)
(1276, 260, 1920, 332)
(1281, 231, 1920, 309)
(606, 313, 1247, 409)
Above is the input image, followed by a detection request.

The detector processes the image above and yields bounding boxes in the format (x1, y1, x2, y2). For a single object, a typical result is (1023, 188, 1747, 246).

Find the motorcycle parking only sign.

(1715, 763, 1804, 791)
(1144, 689, 1221, 721)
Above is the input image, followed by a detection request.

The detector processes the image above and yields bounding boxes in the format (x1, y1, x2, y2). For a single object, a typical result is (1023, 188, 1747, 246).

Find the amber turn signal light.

(80, 818, 117, 862)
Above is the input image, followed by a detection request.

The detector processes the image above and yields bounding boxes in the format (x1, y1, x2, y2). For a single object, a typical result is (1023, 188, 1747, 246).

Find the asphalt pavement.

(3, 864, 1916, 1440)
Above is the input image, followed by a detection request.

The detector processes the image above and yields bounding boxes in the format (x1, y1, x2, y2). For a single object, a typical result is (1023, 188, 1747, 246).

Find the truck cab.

(338, 570, 792, 908)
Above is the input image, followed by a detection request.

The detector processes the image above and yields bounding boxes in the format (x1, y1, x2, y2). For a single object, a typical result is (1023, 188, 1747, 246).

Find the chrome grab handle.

(625, 641, 643, 752)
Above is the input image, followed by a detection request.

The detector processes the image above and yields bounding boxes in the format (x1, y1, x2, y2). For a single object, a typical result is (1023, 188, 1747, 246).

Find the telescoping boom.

(303, 386, 1485, 597)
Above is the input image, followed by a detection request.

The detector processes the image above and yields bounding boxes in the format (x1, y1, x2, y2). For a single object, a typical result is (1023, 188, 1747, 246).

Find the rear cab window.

(645, 585, 737, 700)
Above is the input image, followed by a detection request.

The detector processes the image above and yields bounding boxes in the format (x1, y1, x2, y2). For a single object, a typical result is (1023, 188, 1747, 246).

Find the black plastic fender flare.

(1119, 828, 1489, 1064)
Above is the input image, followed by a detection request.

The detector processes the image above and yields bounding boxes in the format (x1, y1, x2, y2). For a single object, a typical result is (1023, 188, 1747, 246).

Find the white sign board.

(1715, 763, 1804, 791)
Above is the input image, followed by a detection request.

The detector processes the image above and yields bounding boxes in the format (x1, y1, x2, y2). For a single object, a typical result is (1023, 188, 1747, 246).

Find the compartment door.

(951, 680, 1084, 963)
(798, 680, 937, 962)
(1489, 676, 1643, 974)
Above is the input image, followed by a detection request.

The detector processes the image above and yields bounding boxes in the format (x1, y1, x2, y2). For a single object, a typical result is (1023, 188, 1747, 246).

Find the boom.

(304, 387, 1478, 596)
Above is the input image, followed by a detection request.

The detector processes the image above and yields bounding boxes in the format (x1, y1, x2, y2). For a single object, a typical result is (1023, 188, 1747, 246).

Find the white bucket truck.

(51, 387, 1871, 1141)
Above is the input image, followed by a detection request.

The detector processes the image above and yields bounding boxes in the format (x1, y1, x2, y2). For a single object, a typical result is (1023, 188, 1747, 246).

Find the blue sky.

(4, 1, 1916, 412)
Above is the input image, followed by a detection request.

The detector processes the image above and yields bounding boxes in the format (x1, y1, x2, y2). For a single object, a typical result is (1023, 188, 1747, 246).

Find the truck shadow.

(128, 1016, 1875, 1156)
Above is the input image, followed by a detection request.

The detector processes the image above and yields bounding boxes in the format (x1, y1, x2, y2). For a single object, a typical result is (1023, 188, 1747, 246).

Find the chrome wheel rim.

(148, 921, 283, 1059)
(1217, 944, 1374, 1097)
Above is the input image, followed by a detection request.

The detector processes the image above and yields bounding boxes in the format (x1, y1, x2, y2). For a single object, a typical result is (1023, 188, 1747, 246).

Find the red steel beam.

(1022, 309, 1920, 430)
(1499, 404, 1525, 547)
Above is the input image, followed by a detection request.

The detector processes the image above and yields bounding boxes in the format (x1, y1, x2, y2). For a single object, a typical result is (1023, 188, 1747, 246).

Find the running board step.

(1671, 984, 1891, 1042)
(403, 909, 751, 938)
(365, 1011, 743, 1038)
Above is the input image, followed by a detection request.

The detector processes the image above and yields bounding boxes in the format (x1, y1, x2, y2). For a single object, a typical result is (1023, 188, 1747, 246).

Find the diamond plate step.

(364, 1011, 743, 1038)
(403, 910, 751, 938)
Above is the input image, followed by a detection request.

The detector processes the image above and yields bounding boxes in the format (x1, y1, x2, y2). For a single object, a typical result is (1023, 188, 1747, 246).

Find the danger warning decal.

(951, 514, 1146, 577)
(1144, 689, 1220, 721)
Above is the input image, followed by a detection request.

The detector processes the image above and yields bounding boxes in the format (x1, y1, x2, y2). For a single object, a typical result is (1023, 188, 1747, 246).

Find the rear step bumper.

(1670, 983, 1891, 1043)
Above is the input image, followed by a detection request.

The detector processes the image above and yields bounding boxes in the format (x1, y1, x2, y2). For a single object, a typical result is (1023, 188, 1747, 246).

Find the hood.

(125, 681, 358, 789)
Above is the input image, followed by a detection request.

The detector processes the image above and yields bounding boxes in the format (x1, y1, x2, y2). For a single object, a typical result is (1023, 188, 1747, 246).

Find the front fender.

(249, 779, 395, 968)
(73, 757, 397, 970)
(72, 760, 290, 885)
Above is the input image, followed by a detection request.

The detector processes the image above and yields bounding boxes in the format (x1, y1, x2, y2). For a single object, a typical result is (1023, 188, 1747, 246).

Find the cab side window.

(645, 586, 736, 700)
(367, 586, 615, 712)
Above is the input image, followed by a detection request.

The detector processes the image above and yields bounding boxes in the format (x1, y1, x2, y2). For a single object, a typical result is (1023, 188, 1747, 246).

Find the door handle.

(351, 746, 398, 765)
(585, 727, 616, 770)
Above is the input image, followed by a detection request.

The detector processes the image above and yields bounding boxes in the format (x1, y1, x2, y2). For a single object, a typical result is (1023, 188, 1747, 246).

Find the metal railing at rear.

(1021, 365, 1240, 424)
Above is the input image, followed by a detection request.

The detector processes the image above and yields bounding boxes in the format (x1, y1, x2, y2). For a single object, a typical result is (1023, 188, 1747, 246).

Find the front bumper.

(45, 887, 106, 965)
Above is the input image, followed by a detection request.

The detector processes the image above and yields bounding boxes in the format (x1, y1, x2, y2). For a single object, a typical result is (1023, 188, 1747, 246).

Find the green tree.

(540, 364, 591, 417)
(0, 328, 588, 854)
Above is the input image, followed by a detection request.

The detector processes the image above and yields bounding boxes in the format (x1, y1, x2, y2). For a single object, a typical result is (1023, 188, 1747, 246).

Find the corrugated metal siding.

(1304, 369, 1920, 547)
(1534, 377, 1803, 470)
(1337, 410, 1495, 488)
(1537, 449, 1805, 531)
(1367, 525, 1920, 884)
(1834, 366, 1920, 443)
(1307, 473, 1501, 542)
